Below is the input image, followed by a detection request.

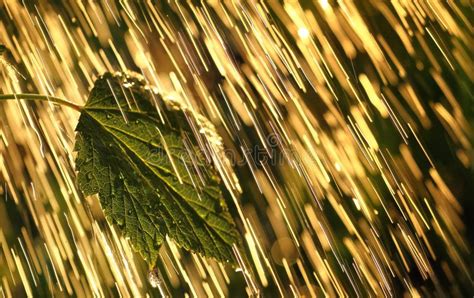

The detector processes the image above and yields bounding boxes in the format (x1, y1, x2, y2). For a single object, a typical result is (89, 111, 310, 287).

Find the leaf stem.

(0, 93, 82, 111)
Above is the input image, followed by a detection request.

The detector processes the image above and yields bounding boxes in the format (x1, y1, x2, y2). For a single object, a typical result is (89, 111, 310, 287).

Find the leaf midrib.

(115, 134, 235, 258)
(86, 114, 236, 240)
(85, 110, 219, 200)
(101, 129, 225, 258)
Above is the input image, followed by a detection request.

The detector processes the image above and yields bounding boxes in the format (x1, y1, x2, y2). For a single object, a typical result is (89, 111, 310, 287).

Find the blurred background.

(0, 0, 473, 296)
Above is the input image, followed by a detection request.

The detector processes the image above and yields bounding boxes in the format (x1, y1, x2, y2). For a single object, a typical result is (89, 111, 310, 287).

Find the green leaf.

(74, 72, 240, 266)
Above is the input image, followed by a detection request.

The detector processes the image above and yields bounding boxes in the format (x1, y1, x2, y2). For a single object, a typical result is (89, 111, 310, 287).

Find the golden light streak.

(0, 0, 472, 296)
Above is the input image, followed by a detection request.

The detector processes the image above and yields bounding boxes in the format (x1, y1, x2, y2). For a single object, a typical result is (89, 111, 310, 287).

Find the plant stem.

(0, 93, 82, 111)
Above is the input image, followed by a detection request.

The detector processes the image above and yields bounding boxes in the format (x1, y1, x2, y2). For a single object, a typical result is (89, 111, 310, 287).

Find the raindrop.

(215, 202, 223, 213)
(146, 203, 152, 211)
(86, 173, 93, 180)
(116, 218, 124, 227)
(106, 113, 112, 119)
(135, 120, 140, 124)
(147, 267, 163, 288)
(127, 210, 132, 215)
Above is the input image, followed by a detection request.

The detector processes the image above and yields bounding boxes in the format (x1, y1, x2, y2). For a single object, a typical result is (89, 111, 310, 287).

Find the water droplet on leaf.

(147, 268, 163, 288)
(116, 218, 124, 227)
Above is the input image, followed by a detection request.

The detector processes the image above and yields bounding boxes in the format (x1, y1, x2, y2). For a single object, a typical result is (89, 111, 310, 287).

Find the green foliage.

(74, 72, 240, 266)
